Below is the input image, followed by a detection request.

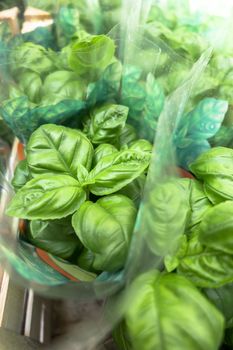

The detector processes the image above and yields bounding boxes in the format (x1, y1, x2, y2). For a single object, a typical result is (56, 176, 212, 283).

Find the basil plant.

(7, 103, 152, 272)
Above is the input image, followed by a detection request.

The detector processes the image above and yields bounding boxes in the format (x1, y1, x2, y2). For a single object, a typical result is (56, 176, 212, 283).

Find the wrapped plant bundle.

(0, 1, 232, 349)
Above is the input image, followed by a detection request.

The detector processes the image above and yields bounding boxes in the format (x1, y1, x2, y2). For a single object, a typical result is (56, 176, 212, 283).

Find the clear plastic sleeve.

(0, 6, 219, 349)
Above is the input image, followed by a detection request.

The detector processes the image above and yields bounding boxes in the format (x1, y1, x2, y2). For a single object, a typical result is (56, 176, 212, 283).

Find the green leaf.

(199, 201, 233, 254)
(143, 181, 190, 256)
(69, 33, 115, 80)
(11, 159, 31, 192)
(124, 270, 224, 350)
(203, 176, 233, 202)
(41, 70, 86, 104)
(26, 124, 94, 177)
(116, 174, 146, 206)
(0, 96, 87, 142)
(72, 195, 137, 272)
(18, 71, 42, 103)
(29, 218, 82, 259)
(164, 235, 188, 272)
(76, 164, 89, 185)
(76, 248, 96, 272)
(129, 139, 152, 153)
(85, 104, 128, 144)
(203, 184, 224, 205)
(187, 180, 212, 232)
(177, 235, 233, 288)
(205, 283, 233, 329)
(10, 42, 54, 76)
(117, 124, 137, 148)
(6, 174, 86, 220)
(88, 149, 151, 196)
(93, 143, 118, 167)
(190, 147, 233, 179)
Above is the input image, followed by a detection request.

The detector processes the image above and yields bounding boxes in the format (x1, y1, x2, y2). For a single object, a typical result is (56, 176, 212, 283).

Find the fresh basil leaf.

(116, 174, 146, 206)
(199, 201, 233, 254)
(88, 149, 151, 196)
(11, 159, 31, 192)
(72, 195, 137, 272)
(164, 235, 188, 272)
(124, 270, 224, 350)
(6, 174, 86, 220)
(177, 235, 233, 288)
(187, 179, 212, 232)
(18, 71, 42, 103)
(86, 61, 122, 107)
(117, 124, 137, 148)
(93, 143, 118, 167)
(185, 98, 228, 139)
(76, 164, 89, 185)
(85, 104, 128, 145)
(190, 147, 233, 179)
(205, 283, 233, 329)
(10, 42, 54, 76)
(29, 218, 82, 259)
(41, 70, 86, 103)
(129, 139, 152, 153)
(204, 176, 233, 202)
(143, 181, 190, 256)
(76, 248, 97, 272)
(178, 139, 211, 170)
(69, 33, 115, 79)
(203, 184, 224, 205)
(26, 124, 94, 177)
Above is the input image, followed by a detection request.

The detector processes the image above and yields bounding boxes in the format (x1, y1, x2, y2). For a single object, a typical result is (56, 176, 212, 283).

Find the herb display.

(0, 2, 233, 349)
(7, 108, 151, 273)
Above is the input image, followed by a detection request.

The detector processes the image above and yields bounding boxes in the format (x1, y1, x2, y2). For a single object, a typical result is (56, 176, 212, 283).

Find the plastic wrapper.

(0, 4, 224, 349)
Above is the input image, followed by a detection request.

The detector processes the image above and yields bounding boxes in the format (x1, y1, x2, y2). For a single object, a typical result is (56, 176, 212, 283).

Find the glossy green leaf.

(76, 248, 96, 272)
(18, 71, 42, 103)
(190, 147, 233, 179)
(124, 270, 224, 350)
(204, 176, 233, 202)
(76, 164, 89, 185)
(187, 179, 212, 232)
(85, 104, 128, 144)
(29, 218, 82, 259)
(93, 143, 118, 167)
(88, 149, 151, 196)
(6, 174, 86, 220)
(164, 235, 188, 272)
(199, 201, 233, 254)
(41, 70, 86, 104)
(0, 96, 87, 142)
(72, 195, 137, 272)
(203, 184, 224, 205)
(11, 159, 31, 192)
(117, 124, 137, 148)
(129, 139, 152, 153)
(117, 174, 146, 206)
(177, 235, 233, 288)
(143, 181, 190, 256)
(26, 124, 94, 177)
(69, 33, 115, 79)
(10, 42, 54, 76)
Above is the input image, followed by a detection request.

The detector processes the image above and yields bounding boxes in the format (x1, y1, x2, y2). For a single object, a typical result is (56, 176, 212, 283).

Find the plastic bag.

(0, 6, 214, 349)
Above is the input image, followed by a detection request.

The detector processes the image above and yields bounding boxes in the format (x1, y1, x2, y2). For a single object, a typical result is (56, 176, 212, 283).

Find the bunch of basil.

(112, 146, 233, 350)
(0, 29, 165, 144)
(6, 103, 152, 273)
